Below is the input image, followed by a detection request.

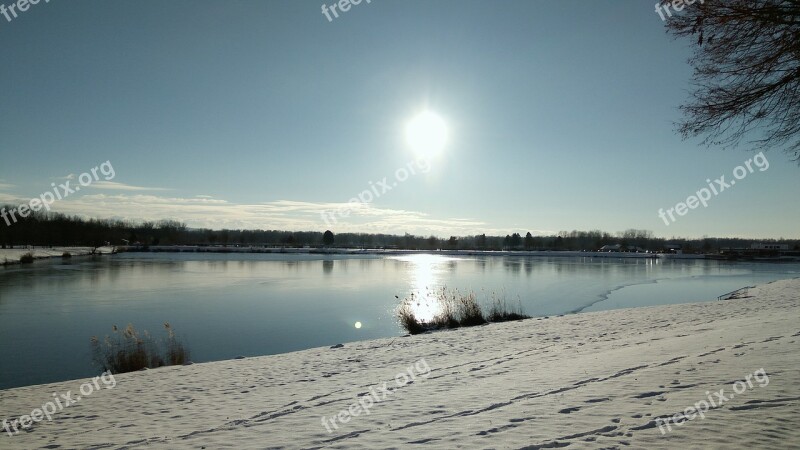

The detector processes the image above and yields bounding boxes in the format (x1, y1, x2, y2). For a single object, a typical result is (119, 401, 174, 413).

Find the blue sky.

(1, 0, 798, 238)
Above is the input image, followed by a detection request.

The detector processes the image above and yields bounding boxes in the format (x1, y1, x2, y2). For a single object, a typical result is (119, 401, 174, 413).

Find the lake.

(1, 252, 798, 389)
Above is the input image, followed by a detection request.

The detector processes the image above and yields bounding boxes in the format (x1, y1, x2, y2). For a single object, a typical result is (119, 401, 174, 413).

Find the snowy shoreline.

(0, 247, 116, 266)
(0, 278, 797, 448)
(121, 245, 700, 259)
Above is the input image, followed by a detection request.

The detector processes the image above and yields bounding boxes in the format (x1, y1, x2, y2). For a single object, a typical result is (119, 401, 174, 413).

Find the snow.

(0, 247, 115, 264)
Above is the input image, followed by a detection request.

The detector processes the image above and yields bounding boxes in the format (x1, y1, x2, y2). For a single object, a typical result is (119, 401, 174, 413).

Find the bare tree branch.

(661, 0, 800, 162)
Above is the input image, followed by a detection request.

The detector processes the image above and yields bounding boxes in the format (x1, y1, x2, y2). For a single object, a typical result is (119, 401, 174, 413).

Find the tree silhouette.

(510, 233, 522, 249)
(524, 232, 534, 250)
(661, 0, 800, 160)
(323, 230, 334, 246)
(447, 236, 458, 249)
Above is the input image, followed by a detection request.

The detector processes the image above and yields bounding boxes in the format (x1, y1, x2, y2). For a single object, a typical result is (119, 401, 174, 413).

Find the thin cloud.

(88, 181, 169, 192)
(0, 193, 24, 204)
(45, 193, 501, 236)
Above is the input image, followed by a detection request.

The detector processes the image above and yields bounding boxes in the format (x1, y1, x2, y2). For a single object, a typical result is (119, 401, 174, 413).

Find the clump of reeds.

(90, 322, 190, 374)
(396, 287, 530, 335)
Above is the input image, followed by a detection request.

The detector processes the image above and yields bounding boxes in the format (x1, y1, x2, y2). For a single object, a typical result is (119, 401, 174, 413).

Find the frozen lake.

(1, 252, 798, 389)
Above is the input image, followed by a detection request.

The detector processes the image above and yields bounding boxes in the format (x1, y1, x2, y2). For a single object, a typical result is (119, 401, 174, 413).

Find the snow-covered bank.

(0, 247, 116, 265)
(1, 279, 798, 449)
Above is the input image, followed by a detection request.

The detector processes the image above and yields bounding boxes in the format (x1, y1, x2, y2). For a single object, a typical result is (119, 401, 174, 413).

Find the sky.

(1, 0, 798, 239)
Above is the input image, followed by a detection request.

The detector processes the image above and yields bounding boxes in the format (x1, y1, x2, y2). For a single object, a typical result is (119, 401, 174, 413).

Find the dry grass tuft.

(90, 322, 190, 374)
(396, 287, 529, 334)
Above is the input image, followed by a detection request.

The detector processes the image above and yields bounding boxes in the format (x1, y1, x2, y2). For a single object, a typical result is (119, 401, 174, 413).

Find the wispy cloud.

(45, 194, 502, 236)
(0, 193, 24, 204)
(88, 181, 169, 191)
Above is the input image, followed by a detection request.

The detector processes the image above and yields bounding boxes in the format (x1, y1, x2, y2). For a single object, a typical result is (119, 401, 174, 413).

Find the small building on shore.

(751, 243, 789, 251)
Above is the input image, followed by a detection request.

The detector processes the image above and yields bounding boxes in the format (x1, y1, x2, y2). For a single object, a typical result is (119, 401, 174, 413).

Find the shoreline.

(115, 246, 800, 262)
(0, 246, 116, 266)
(121, 245, 689, 258)
(4, 246, 799, 265)
(1, 278, 797, 448)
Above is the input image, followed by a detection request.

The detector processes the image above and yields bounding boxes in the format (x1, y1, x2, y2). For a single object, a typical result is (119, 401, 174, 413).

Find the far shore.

(121, 245, 699, 258)
(114, 245, 800, 261)
(5, 244, 800, 267)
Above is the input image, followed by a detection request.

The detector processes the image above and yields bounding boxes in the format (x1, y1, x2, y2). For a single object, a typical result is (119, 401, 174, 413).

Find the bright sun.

(406, 111, 448, 157)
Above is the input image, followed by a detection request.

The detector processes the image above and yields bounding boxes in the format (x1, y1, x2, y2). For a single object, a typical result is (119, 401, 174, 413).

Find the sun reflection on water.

(394, 254, 458, 323)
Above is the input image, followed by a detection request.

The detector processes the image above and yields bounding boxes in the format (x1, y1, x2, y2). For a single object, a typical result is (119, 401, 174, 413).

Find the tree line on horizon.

(1, 209, 797, 253)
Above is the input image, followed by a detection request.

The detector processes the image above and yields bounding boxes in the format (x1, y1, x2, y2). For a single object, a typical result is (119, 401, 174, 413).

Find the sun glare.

(406, 111, 448, 157)
(394, 254, 452, 323)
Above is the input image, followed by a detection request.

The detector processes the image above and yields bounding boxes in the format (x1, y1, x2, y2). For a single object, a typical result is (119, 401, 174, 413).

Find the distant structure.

(718, 243, 799, 261)
(598, 244, 647, 253)
(751, 243, 789, 251)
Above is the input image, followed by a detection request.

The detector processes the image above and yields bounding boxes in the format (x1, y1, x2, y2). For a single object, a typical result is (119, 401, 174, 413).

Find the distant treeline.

(1, 208, 798, 253)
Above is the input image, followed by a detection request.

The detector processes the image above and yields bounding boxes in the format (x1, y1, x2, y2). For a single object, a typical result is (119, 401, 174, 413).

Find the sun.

(406, 111, 448, 157)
